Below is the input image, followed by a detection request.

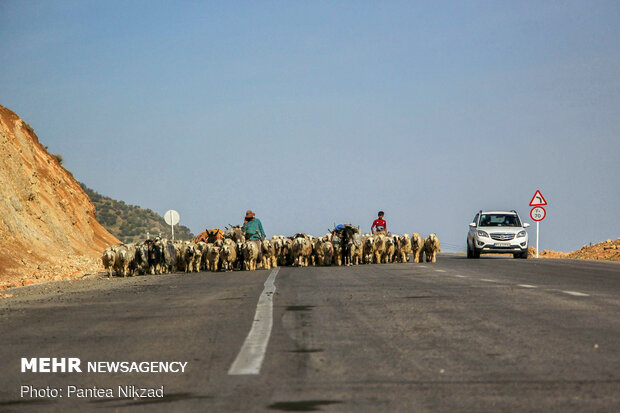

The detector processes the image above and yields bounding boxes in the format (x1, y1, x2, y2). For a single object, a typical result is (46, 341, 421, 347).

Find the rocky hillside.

(80, 184, 194, 243)
(0, 105, 120, 288)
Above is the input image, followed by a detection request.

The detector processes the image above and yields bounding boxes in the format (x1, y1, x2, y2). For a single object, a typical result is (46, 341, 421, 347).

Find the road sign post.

(529, 191, 547, 258)
(164, 210, 180, 240)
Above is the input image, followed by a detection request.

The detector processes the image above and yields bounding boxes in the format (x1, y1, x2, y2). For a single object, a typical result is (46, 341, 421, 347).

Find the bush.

(23, 121, 34, 135)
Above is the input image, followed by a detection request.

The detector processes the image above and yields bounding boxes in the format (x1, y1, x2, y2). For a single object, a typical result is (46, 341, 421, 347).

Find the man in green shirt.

(242, 210, 266, 241)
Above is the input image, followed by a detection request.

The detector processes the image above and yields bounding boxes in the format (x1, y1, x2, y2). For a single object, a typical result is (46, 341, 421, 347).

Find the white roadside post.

(529, 190, 547, 259)
(164, 210, 180, 241)
(537, 220, 539, 258)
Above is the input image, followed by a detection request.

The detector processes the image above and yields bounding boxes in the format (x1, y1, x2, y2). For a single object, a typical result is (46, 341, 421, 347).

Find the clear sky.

(1, 1, 618, 252)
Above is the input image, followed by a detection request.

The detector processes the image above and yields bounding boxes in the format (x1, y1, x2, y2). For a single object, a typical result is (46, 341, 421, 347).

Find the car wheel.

(473, 246, 481, 259)
(467, 241, 473, 258)
(520, 251, 528, 259)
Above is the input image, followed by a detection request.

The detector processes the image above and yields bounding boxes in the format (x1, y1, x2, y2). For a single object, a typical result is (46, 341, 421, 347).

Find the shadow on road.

(267, 399, 343, 411)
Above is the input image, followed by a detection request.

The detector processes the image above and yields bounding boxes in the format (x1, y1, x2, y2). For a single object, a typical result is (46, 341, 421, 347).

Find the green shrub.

(23, 121, 34, 135)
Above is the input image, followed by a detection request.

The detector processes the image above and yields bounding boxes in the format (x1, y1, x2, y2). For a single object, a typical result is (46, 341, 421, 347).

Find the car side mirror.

(469, 222, 476, 228)
(523, 223, 530, 228)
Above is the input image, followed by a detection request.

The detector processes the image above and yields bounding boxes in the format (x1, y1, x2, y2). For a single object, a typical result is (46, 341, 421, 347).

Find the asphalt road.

(1, 255, 619, 412)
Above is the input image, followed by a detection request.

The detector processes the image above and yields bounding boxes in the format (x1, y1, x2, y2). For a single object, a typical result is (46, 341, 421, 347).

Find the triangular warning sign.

(529, 190, 547, 206)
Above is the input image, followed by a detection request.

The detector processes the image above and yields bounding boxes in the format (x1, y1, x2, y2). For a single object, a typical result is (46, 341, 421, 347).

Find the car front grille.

(490, 233, 515, 241)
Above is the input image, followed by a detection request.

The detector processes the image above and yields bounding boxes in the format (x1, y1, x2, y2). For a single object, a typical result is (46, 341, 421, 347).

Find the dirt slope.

(534, 238, 620, 261)
(0, 105, 119, 288)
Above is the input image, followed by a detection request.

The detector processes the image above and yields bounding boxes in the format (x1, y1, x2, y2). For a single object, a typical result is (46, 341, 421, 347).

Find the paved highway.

(1, 255, 619, 412)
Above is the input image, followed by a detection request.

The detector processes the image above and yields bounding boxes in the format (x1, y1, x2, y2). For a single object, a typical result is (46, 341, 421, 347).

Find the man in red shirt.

(371, 211, 387, 235)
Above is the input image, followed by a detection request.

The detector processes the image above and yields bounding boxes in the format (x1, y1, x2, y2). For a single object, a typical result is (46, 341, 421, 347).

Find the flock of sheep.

(101, 224, 441, 277)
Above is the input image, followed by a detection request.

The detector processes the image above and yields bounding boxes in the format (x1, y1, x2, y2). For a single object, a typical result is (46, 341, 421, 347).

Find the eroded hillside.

(0, 105, 119, 288)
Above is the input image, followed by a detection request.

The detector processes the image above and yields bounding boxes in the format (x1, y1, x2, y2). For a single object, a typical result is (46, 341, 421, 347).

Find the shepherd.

(242, 210, 266, 241)
(371, 211, 387, 235)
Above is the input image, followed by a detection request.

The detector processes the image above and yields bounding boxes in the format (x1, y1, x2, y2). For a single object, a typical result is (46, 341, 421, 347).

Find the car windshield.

(479, 214, 521, 227)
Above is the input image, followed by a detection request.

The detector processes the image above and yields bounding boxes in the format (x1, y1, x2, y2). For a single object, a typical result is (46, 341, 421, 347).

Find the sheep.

(220, 242, 237, 272)
(344, 242, 355, 265)
(193, 242, 207, 272)
(291, 235, 312, 267)
(311, 238, 324, 266)
(397, 234, 411, 263)
(385, 236, 396, 263)
(411, 233, 424, 263)
(235, 241, 245, 270)
(142, 238, 163, 274)
(271, 237, 285, 265)
(242, 241, 260, 271)
(194, 241, 208, 270)
(271, 240, 279, 268)
(132, 242, 149, 275)
(201, 243, 213, 270)
(341, 229, 362, 266)
(113, 244, 136, 277)
(177, 241, 196, 273)
(424, 233, 441, 263)
(162, 239, 178, 273)
(206, 244, 221, 272)
(102, 246, 117, 277)
(332, 241, 342, 266)
(373, 234, 387, 263)
(362, 235, 374, 264)
(320, 240, 334, 266)
(272, 237, 293, 266)
(261, 239, 276, 270)
(223, 238, 237, 249)
(352, 236, 363, 265)
(282, 237, 293, 265)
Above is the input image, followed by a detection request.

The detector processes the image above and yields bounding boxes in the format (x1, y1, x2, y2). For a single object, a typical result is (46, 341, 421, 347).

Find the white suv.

(467, 210, 530, 259)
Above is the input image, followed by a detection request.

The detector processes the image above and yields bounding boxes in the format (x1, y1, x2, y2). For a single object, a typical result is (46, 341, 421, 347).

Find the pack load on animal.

(194, 229, 223, 244)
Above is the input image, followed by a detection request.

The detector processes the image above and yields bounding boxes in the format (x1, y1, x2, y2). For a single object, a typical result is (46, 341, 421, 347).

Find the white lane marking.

(418, 265, 428, 268)
(562, 290, 590, 297)
(453, 274, 467, 278)
(480, 278, 498, 283)
(435, 269, 446, 273)
(518, 284, 538, 289)
(228, 267, 279, 375)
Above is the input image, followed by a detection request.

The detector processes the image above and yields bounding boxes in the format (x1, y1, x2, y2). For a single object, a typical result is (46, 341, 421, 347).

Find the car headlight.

(477, 230, 489, 237)
(517, 231, 526, 238)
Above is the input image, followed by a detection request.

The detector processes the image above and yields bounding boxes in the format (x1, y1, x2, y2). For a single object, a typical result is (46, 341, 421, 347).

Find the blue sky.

(1, 1, 619, 252)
